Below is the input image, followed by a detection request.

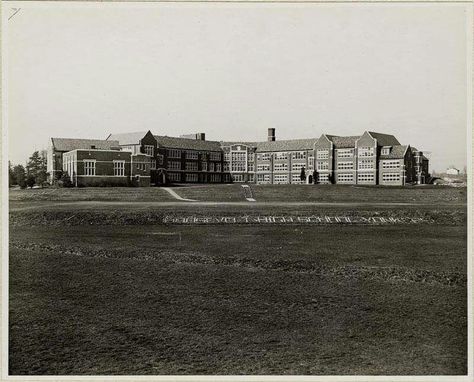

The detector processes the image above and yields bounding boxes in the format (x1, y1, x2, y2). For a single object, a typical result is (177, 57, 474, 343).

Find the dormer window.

(381, 146, 391, 155)
(90, 145, 96, 149)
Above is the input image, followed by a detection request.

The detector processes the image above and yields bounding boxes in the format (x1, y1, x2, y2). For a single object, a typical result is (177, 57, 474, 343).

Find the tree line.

(9, 151, 49, 189)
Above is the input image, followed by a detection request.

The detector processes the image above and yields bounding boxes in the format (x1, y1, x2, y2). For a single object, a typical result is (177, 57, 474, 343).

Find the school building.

(47, 129, 430, 186)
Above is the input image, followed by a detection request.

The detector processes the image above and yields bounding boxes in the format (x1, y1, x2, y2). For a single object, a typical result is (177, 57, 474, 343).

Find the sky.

(4, 2, 470, 172)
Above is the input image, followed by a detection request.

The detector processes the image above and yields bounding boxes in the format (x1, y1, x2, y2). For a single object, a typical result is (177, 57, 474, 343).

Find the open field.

(177, 184, 467, 203)
(8, 187, 467, 375)
(9, 184, 467, 204)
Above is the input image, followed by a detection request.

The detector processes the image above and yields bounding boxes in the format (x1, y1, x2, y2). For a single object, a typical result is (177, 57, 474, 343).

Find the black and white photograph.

(2, 1, 472, 379)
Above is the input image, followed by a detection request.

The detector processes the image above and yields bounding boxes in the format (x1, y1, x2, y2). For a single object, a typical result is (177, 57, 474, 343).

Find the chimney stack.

(268, 128, 276, 142)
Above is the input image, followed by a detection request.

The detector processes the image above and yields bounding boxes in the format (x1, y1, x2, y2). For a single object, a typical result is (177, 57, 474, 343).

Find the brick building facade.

(48, 129, 429, 187)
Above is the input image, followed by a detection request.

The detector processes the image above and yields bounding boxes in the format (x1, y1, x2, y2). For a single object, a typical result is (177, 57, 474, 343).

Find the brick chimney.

(268, 128, 276, 142)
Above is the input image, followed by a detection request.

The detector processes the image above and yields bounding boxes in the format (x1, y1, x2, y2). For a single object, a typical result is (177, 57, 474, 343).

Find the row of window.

(382, 173, 401, 182)
(335, 173, 376, 183)
(166, 149, 222, 161)
(167, 161, 222, 172)
(317, 147, 375, 159)
(381, 160, 401, 169)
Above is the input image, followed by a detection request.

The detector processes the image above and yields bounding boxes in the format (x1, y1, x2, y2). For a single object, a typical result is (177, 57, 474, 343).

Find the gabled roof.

(51, 138, 119, 152)
(368, 132, 400, 146)
(106, 131, 148, 145)
(325, 135, 360, 148)
(154, 135, 222, 151)
(254, 138, 319, 152)
(411, 147, 429, 161)
(379, 145, 409, 159)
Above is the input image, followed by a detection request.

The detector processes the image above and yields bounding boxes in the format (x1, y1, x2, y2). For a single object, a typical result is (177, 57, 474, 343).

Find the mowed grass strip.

(9, 223, 467, 375)
(9, 187, 178, 202)
(9, 184, 467, 204)
(176, 184, 467, 204)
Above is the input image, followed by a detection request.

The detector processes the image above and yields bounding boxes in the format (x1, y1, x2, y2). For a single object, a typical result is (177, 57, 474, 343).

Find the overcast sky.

(4, 2, 470, 172)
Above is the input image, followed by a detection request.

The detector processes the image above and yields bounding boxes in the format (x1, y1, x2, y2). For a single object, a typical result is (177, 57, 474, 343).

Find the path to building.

(162, 187, 197, 202)
(241, 185, 256, 202)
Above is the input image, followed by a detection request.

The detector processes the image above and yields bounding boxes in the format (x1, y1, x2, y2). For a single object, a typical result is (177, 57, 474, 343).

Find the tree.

(60, 171, 73, 188)
(26, 151, 48, 188)
(300, 166, 306, 182)
(12, 164, 27, 189)
(8, 161, 16, 187)
(26, 174, 36, 189)
(312, 170, 318, 184)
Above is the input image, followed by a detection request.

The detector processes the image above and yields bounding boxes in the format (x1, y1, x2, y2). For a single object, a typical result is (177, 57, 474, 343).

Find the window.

(232, 174, 244, 182)
(248, 153, 255, 162)
(186, 173, 198, 182)
(223, 162, 229, 172)
(231, 151, 247, 162)
(317, 173, 329, 182)
(136, 162, 147, 171)
(209, 162, 215, 172)
(167, 149, 181, 159)
(358, 147, 375, 157)
(358, 159, 375, 170)
(157, 154, 164, 165)
(113, 160, 125, 176)
(186, 162, 198, 171)
(186, 151, 198, 160)
(274, 174, 289, 184)
(337, 173, 354, 183)
(381, 160, 400, 169)
(292, 151, 306, 160)
(224, 152, 230, 161)
(308, 157, 314, 169)
(215, 163, 221, 172)
(337, 149, 354, 158)
(257, 164, 270, 172)
(257, 174, 271, 184)
(230, 151, 247, 172)
(257, 153, 271, 161)
(358, 173, 375, 183)
(317, 150, 329, 159)
(273, 163, 288, 172)
(168, 161, 181, 171)
(144, 145, 154, 157)
(274, 152, 288, 160)
(247, 162, 254, 172)
(168, 172, 181, 182)
(210, 174, 221, 183)
(209, 152, 221, 161)
(382, 173, 401, 182)
(337, 161, 354, 170)
(381, 147, 391, 156)
(150, 159, 156, 170)
(292, 173, 305, 183)
(201, 161, 208, 171)
(248, 174, 254, 182)
(292, 163, 305, 171)
(316, 161, 329, 171)
(84, 160, 96, 176)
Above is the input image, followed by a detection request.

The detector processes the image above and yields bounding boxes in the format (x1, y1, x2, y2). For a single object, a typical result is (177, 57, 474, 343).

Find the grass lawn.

(8, 187, 177, 202)
(173, 184, 467, 204)
(9, 184, 467, 204)
(9, 203, 467, 375)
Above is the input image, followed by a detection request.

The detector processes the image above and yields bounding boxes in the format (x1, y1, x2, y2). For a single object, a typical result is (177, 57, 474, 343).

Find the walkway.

(162, 187, 197, 202)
